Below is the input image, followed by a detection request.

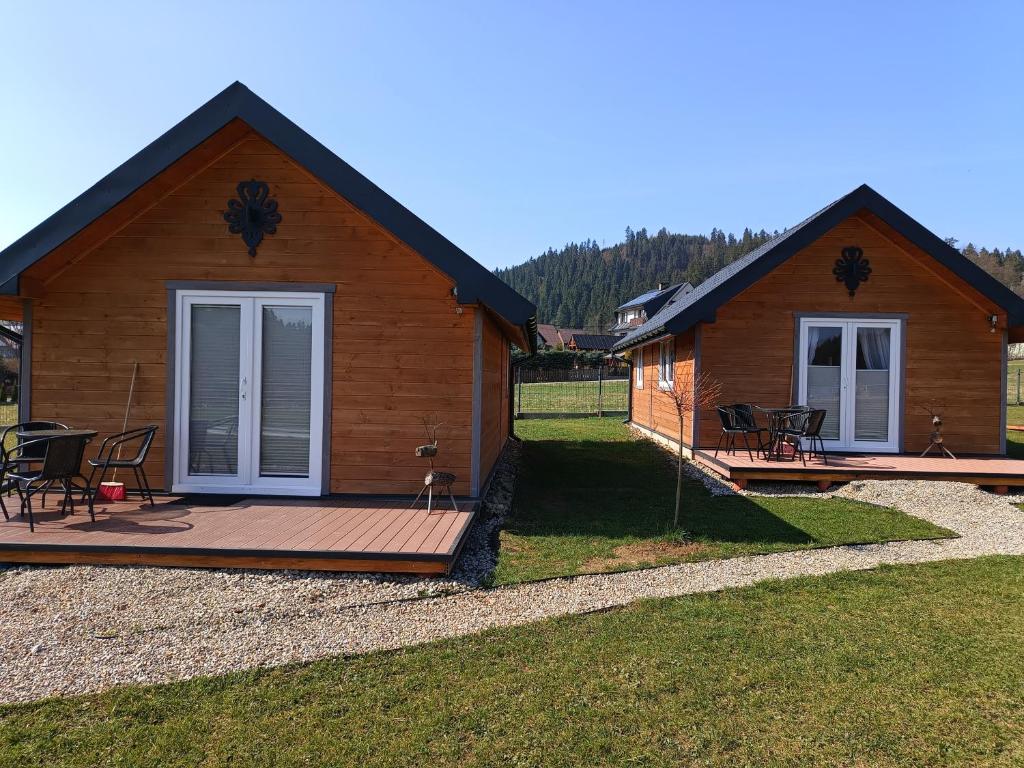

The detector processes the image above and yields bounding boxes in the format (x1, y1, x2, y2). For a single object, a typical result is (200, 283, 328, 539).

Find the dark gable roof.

(0, 82, 537, 351)
(616, 282, 693, 314)
(569, 333, 621, 350)
(613, 184, 1024, 351)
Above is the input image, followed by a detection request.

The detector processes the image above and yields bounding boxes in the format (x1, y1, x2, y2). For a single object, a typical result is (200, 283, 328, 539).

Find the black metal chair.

(729, 404, 769, 457)
(777, 408, 828, 465)
(0, 421, 71, 504)
(4, 433, 95, 531)
(715, 406, 757, 461)
(799, 409, 829, 465)
(0, 420, 69, 475)
(83, 425, 159, 510)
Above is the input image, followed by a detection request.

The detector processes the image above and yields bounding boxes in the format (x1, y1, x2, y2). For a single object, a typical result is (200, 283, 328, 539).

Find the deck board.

(695, 449, 1024, 487)
(0, 496, 478, 574)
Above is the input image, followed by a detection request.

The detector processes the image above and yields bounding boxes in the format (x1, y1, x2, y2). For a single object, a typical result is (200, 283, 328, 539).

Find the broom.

(95, 361, 138, 502)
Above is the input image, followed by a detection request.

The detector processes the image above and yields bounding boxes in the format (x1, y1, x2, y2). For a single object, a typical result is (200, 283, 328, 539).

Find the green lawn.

(493, 418, 953, 584)
(516, 378, 628, 415)
(1008, 427, 1024, 459)
(1009, 359, 1024, 408)
(3, 556, 1023, 766)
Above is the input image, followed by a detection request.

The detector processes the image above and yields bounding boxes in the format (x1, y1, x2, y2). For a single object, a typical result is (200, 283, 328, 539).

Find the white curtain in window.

(189, 305, 240, 475)
(855, 327, 891, 441)
(660, 341, 674, 385)
(806, 326, 842, 439)
(260, 306, 313, 477)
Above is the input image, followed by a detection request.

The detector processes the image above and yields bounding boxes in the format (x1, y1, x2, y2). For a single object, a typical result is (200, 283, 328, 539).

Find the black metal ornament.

(223, 180, 282, 256)
(832, 246, 871, 297)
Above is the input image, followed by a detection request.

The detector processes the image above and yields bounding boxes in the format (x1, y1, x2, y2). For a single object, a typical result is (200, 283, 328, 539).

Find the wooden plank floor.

(0, 496, 478, 574)
(695, 449, 1024, 489)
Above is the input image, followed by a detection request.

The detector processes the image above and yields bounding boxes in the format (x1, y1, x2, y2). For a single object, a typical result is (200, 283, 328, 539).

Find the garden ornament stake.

(411, 418, 459, 514)
(920, 404, 956, 459)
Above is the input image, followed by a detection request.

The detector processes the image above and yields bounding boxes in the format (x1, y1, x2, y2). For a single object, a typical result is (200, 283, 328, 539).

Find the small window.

(635, 347, 644, 389)
(658, 339, 675, 389)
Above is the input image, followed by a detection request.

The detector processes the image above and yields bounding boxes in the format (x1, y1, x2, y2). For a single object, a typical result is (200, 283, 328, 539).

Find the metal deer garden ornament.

(223, 180, 282, 256)
(833, 246, 871, 297)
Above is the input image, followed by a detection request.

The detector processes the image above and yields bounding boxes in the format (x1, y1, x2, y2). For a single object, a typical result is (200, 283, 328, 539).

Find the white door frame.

(173, 289, 325, 495)
(797, 316, 902, 453)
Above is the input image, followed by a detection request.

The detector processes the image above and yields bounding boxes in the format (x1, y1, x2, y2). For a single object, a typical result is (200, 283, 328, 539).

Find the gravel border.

(2, 442, 1023, 703)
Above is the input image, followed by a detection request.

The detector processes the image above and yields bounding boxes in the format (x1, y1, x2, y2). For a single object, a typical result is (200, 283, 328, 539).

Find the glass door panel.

(187, 303, 244, 478)
(854, 326, 891, 442)
(259, 305, 313, 477)
(805, 325, 843, 440)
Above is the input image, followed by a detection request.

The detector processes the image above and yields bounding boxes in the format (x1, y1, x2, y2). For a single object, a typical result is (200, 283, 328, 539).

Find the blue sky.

(1, 1, 1021, 269)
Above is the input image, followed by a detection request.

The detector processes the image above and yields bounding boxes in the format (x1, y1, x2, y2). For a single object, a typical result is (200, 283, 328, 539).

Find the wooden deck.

(695, 449, 1024, 491)
(0, 496, 478, 575)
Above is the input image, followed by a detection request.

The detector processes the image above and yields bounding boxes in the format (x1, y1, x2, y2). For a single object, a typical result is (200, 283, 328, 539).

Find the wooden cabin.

(0, 82, 535, 504)
(614, 185, 1024, 488)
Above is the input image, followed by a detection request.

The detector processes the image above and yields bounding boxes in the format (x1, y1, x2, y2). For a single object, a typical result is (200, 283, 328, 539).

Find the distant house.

(565, 333, 621, 353)
(552, 328, 586, 348)
(609, 282, 693, 335)
(536, 323, 561, 350)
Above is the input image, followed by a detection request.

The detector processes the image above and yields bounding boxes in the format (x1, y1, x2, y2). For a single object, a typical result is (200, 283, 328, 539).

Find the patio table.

(755, 407, 808, 461)
(16, 429, 98, 440)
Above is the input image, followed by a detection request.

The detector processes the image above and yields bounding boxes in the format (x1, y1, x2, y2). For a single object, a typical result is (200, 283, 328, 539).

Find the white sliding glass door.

(797, 318, 901, 452)
(175, 290, 325, 495)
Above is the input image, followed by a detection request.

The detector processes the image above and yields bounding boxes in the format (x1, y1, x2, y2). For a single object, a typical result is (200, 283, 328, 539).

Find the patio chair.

(0, 421, 69, 476)
(4, 432, 95, 531)
(83, 425, 159, 510)
(0, 420, 71, 503)
(800, 409, 829, 465)
(714, 406, 757, 461)
(728, 404, 769, 457)
(777, 409, 828, 466)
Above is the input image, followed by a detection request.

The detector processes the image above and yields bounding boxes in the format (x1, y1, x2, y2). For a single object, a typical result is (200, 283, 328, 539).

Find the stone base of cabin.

(0, 496, 478, 575)
(627, 422, 695, 459)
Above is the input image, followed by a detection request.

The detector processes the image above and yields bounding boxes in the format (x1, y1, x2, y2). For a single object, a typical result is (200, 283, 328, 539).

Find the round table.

(16, 429, 98, 440)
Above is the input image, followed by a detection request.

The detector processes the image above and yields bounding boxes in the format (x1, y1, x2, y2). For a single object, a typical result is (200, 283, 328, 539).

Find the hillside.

(496, 228, 1024, 330)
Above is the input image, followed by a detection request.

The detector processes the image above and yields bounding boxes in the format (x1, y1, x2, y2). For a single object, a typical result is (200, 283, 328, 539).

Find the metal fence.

(514, 365, 629, 418)
(1010, 363, 1024, 406)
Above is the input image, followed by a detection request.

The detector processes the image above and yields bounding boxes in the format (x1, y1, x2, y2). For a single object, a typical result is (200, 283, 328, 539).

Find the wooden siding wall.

(695, 213, 1005, 453)
(628, 330, 696, 445)
(479, 312, 510, 487)
(27, 132, 491, 495)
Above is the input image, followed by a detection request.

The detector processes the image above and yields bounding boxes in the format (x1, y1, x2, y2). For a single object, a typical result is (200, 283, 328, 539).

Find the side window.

(635, 347, 644, 389)
(659, 339, 675, 388)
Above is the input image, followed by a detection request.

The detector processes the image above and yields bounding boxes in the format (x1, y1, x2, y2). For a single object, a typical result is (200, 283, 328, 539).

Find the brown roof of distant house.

(536, 323, 560, 346)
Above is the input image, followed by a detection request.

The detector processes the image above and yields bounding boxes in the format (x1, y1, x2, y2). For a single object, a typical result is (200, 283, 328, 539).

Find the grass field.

(516, 378, 628, 415)
(493, 418, 953, 584)
(2, 556, 1022, 766)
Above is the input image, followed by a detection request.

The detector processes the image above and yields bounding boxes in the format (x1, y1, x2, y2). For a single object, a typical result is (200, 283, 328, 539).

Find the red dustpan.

(96, 481, 126, 502)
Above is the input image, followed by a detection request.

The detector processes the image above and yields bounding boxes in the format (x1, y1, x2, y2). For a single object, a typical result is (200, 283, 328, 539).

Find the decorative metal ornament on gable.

(223, 180, 282, 256)
(832, 246, 871, 297)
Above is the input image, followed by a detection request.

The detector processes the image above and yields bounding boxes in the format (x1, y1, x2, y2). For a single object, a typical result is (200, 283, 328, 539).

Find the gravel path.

(2, 470, 1023, 704)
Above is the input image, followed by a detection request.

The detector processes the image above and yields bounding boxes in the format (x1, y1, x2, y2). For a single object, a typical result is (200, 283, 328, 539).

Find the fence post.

(516, 367, 523, 418)
(1017, 368, 1021, 406)
(597, 365, 604, 417)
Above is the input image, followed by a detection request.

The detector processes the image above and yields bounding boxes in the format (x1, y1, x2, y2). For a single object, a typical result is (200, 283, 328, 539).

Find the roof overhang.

(0, 82, 537, 352)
